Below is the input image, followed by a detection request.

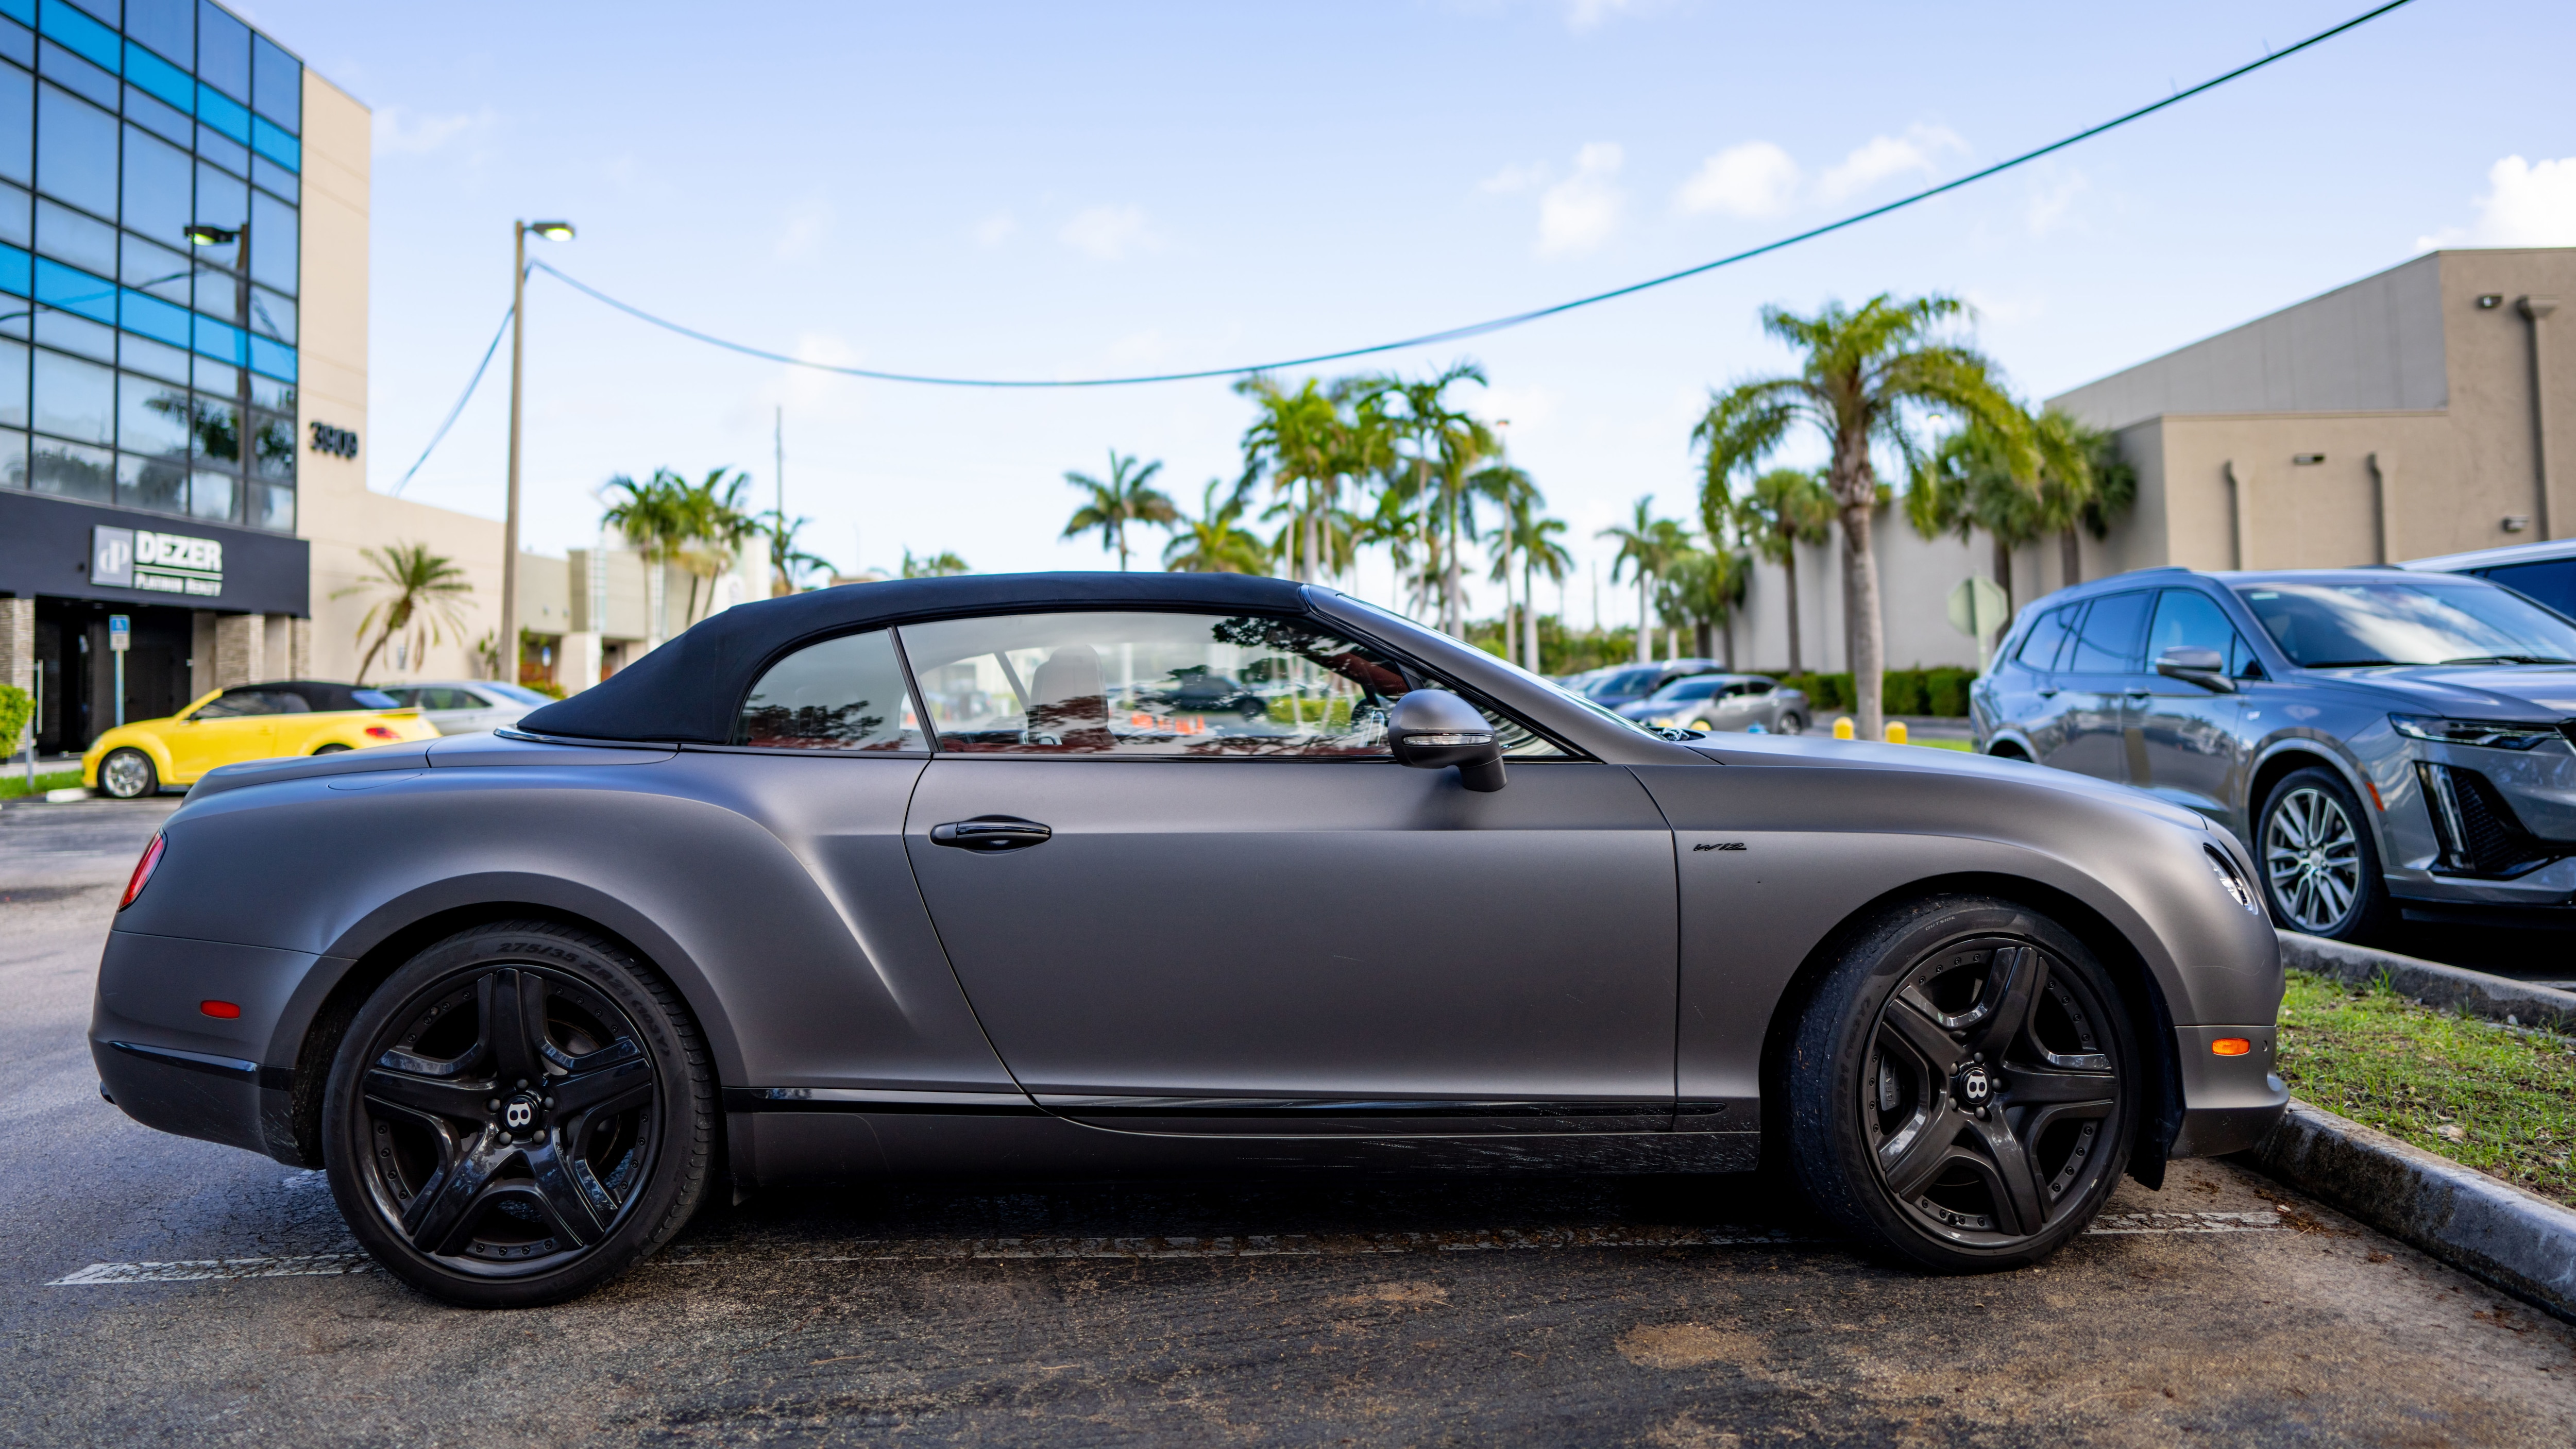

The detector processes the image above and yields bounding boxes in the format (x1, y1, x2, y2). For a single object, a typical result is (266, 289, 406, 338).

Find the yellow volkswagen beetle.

(83, 680, 442, 799)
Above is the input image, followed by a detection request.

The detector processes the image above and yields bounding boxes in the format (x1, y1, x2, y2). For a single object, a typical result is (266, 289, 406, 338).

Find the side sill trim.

(724, 1087, 1043, 1116)
(1034, 1096, 1674, 1119)
(107, 1040, 294, 1091)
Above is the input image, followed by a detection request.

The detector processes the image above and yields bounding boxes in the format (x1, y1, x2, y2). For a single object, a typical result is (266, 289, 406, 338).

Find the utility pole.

(502, 220, 575, 680)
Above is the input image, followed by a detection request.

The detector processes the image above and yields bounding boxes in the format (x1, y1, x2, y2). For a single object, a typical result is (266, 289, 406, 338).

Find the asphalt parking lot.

(5, 798, 2572, 1445)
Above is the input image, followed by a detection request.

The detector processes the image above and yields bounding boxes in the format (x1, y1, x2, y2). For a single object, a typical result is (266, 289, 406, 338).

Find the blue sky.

(247, 0, 2572, 620)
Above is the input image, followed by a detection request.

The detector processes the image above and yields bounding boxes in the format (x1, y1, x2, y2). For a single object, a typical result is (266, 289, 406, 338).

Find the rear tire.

(1778, 713, 1806, 735)
(2257, 766, 2392, 943)
(321, 920, 715, 1307)
(1781, 894, 2138, 1273)
(99, 748, 157, 799)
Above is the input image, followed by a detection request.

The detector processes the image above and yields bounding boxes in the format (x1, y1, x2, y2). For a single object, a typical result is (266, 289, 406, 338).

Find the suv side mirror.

(2155, 645, 2234, 694)
(1386, 689, 1507, 792)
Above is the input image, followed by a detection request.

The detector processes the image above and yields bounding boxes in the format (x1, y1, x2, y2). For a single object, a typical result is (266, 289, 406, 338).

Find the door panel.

(2040, 591, 2151, 783)
(2135, 589, 2254, 825)
(163, 715, 269, 778)
(903, 757, 1679, 1133)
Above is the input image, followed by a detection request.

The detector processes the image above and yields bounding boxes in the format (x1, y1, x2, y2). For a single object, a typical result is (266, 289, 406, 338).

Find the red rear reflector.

(200, 1000, 241, 1019)
(118, 834, 165, 910)
(364, 726, 399, 740)
(2212, 1037, 2253, 1057)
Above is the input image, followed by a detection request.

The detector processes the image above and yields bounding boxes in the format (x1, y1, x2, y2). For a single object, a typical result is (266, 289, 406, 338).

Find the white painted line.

(2084, 1210, 2289, 1235)
(49, 1254, 377, 1285)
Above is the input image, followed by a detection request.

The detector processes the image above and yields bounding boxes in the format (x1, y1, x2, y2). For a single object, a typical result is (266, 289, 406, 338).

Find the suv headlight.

(2204, 846, 2261, 914)
(2389, 715, 2567, 751)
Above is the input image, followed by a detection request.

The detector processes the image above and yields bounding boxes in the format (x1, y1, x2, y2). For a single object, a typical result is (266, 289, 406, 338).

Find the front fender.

(82, 727, 175, 787)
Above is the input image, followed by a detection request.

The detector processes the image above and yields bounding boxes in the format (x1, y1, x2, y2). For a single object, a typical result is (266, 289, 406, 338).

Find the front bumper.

(2168, 1023, 2288, 1157)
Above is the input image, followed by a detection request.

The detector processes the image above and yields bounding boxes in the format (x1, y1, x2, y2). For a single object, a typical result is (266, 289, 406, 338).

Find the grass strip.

(2277, 968, 2576, 1208)
(0, 767, 81, 801)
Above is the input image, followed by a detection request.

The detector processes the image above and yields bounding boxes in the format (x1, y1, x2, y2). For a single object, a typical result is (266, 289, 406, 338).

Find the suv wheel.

(321, 920, 715, 1307)
(2257, 766, 2392, 942)
(1781, 894, 2137, 1272)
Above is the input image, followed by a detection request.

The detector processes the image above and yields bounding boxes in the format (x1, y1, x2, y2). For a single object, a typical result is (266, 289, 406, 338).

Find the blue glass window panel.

(248, 114, 295, 171)
(119, 232, 187, 302)
(122, 83, 187, 145)
(31, 433, 110, 499)
(116, 367, 188, 456)
(187, 464, 230, 519)
(246, 281, 286, 341)
(118, 449, 187, 513)
(33, 197, 109, 272)
(0, 1, 25, 27)
(33, 304, 107, 356)
(250, 32, 294, 132)
(246, 186, 289, 293)
(188, 390, 229, 462)
(244, 330, 285, 380)
(30, 345, 109, 441)
(62, 0, 114, 26)
(37, 1, 118, 75)
(0, 427, 24, 487)
(0, 19, 30, 67)
(0, 339, 25, 426)
(195, 127, 244, 179)
(123, 0, 187, 69)
(33, 83, 112, 215)
(33, 255, 112, 323)
(195, 80, 248, 144)
(244, 368, 283, 409)
(249, 155, 293, 204)
(194, 0, 245, 99)
(0, 61, 29, 186)
(117, 327, 185, 381)
(0, 179, 24, 247)
(119, 126, 188, 250)
(0, 239, 26, 294)
(188, 350, 226, 392)
(189, 309, 239, 363)
(192, 156, 244, 232)
(121, 40, 189, 113)
(35, 38, 114, 108)
(117, 284, 184, 346)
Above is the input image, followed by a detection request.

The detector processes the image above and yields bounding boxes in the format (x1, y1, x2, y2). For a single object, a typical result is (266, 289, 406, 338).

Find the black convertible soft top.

(518, 571, 1308, 744)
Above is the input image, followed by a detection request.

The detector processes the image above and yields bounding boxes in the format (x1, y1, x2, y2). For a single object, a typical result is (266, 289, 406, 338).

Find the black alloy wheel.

(1782, 895, 2138, 1271)
(99, 747, 157, 799)
(321, 920, 714, 1307)
(1777, 713, 1806, 735)
(2257, 766, 2392, 943)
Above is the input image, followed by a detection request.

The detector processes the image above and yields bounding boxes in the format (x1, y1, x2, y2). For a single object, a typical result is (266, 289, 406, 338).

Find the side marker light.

(118, 834, 165, 910)
(2212, 1038, 2253, 1057)
(200, 1000, 241, 1019)
(2364, 779, 2385, 812)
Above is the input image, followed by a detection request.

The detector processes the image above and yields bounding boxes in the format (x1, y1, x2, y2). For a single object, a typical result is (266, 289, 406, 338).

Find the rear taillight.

(364, 726, 399, 740)
(120, 834, 165, 910)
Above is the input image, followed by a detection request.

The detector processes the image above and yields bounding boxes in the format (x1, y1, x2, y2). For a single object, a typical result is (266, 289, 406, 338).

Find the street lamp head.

(528, 221, 576, 242)
(183, 224, 239, 246)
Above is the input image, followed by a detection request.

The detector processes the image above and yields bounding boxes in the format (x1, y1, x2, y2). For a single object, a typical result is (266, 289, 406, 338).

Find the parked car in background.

(1974, 566, 2576, 942)
(1619, 673, 1809, 734)
(375, 680, 554, 736)
(82, 681, 439, 799)
(1581, 659, 1724, 710)
(2400, 538, 2576, 620)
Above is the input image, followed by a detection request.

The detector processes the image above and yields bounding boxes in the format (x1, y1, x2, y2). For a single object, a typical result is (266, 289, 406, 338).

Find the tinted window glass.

(196, 687, 304, 717)
(898, 610, 1566, 759)
(0, 57, 28, 187)
(734, 628, 921, 752)
(2015, 604, 2078, 671)
(1652, 678, 1722, 702)
(482, 682, 551, 705)
(1589, 667, 1662, 698)
(121, 125, 192, 249)
(2233, 580, 2576, 667)
(32, 350, 111, 443)
(126, 0, 193, 65)
(347, 689, 394, 710)
(34, 83, 114, 217)
(2475, 559, 2576, 622)
(2066, 591, 2150, 672)
(196, 0, 249, 100)
(2146, 590, 2249, 666)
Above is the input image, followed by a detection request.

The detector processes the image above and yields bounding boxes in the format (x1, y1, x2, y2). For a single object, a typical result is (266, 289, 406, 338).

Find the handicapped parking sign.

(108, 615, 129, 653)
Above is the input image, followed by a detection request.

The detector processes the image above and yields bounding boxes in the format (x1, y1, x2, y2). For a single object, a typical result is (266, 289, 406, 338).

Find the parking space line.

(43, 1210, 2288, 1285)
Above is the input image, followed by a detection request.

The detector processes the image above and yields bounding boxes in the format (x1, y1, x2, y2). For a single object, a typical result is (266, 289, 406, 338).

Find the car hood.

(1685, 731, 2213, 832)
(2308, 664, 2576, 720)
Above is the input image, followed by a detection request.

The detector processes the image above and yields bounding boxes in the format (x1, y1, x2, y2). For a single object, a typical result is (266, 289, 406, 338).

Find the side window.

(2477, 560, 2576, 621)
(194, 688, 265, 718)
(2066, 591, 2150, 672)
(2015, 604, 2080, 671)
(2146, 590, 2253, 665)
(2228, 632, 2267, 681)
(1745, 678, 1773, 695)
(734, 628, 923, 751)
(895, 610, 1567, 759)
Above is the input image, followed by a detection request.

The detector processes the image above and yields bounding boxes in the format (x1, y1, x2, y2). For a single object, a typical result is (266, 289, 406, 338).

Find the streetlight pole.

(502, 220, 575, 682)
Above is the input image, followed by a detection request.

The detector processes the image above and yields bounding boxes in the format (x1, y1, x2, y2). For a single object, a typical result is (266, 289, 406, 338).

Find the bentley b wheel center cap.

(501, 1091, 542, 1136)
(1953, 1063, 1994, 1109)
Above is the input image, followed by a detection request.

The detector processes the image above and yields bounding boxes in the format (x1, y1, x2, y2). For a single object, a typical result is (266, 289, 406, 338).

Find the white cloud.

(1059, 204, 1161, 261)
(2023, 168, 2086, 238)
(1565, 0, 1637, 31)
(1536, 142, 1624, 258)
(2417, 156, 2576, 250)
(375, 105, 492, 156)
(971, 211, 1017, 249)
(1673, 141, 1800, 218)
(774, 198, 832, 261)
(1815, 123, 1966, 202)
(784, 333, 860, 407)
(1480, 160, 1550, 195)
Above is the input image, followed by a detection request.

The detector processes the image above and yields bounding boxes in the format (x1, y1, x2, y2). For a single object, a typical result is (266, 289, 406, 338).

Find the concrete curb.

(2277, 930, 2576, 1032)
(2250, 1100, 2576, 1323)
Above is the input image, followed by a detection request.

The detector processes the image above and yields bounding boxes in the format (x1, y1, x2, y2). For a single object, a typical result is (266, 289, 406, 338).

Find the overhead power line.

(395, 294, 516, 495)
(524, 0, 2411, 390)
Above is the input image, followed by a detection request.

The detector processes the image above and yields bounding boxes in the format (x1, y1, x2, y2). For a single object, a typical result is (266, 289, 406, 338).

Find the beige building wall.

(292, 72, 505, 686)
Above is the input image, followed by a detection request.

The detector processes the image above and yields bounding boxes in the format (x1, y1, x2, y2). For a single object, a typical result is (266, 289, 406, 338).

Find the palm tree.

(1734, 468, 1834, 675)
(2048, 409, 2136, 587)
(1693, 295, 2026, 737)
(1235, 376, 1383, 584)
(1600, 497, 1688, 663)
(601, 468, 692, 647)
(1513, 511, 1573, 672)
(1473, 462, 1538, 663)
(671, 467, 759, 624)
(1368, 362, 1489, 632)
(1163, 477, 1273, 574)
(333, 542, 474, 685)
(1906, 423, 2050, 617)
(1061, 450, 1179, 571)
(759, 510, 836, 596)
(1663, 547, 1750, 665)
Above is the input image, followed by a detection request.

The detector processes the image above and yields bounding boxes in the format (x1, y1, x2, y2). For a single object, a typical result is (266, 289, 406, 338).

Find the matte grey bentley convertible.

(92, 573, 2286, 1306)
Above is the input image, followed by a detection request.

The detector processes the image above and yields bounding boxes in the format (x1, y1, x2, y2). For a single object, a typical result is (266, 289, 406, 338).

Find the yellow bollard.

(1884, 720, 1909, 745)
(1832, 716, 1855, 740)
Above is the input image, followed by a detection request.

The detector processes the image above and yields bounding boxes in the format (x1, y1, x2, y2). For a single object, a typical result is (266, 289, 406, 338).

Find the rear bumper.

(91, 928, 334, 1167)
(2168, 1023, 2289, 1158)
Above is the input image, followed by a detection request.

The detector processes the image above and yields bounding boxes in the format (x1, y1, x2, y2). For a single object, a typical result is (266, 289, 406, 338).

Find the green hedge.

(1773, 667, 1974, 718)
(0, 684, 29, 754)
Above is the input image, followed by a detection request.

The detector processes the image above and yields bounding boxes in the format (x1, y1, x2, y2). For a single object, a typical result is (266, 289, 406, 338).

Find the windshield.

(1651, 678, 1723, 702)
(2233, 580, 2576, 668)
(1590, 668, 1663, 697)
(481, 682, 552, 705)
(1319, 590, 1664, 739)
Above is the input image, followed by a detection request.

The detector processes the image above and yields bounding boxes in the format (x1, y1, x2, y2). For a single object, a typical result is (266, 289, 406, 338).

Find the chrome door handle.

(930, 817, 1054, 852)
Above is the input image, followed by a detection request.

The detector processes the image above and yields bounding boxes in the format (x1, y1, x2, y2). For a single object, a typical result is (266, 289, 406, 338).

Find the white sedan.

(374, 681, 554, 735)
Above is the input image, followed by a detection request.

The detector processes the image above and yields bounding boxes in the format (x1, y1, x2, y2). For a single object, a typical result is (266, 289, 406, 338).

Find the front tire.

(321, 920, 715, 1307)
(2257, 766, 2391, 942)
(98, 748, 158, 799)
(1781, 894, 2138, 1273)
(1777, 713, 1806, 735)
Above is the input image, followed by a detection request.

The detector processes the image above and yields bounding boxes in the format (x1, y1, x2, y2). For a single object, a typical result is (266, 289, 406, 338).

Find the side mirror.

(1386, 689, 1506, 792)
(2155, 645, 2234, 694)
